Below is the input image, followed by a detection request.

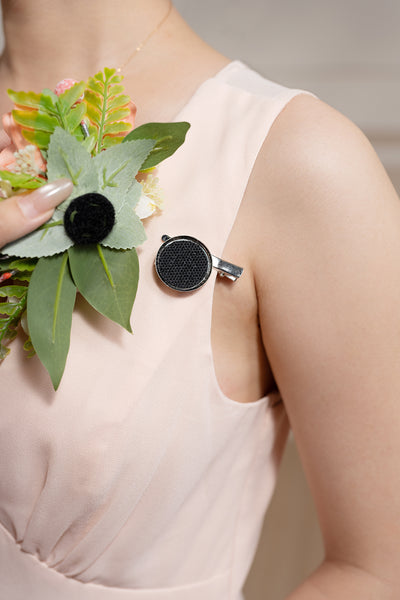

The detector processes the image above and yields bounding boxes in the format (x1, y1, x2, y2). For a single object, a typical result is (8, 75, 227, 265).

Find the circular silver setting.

(155, 235, 213, 292)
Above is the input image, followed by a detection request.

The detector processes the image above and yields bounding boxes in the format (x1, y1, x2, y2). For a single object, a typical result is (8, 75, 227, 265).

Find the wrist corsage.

(0, 67, 190, 389)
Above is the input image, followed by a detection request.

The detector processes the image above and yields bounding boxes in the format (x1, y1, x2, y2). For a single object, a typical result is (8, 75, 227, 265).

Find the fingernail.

(17, 179, 73, 219)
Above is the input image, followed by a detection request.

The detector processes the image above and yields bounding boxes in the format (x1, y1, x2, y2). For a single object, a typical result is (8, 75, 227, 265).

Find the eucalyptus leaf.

(101, 183, 146, 250)
(123, 122, 190, 170)
(1, 130, 94, 257)
(3, 131, 154, 258)
(47, 127, 96, 193)
(2, 221, 73, 259)
(27, 252, 76, 389)
(93, 138, 154, 195)
(93, 139, 154, 249)
(68, 245, 138, 332)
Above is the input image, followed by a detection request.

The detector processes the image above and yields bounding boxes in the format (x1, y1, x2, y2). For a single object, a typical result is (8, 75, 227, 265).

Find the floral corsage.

(0, 68, 190, 389)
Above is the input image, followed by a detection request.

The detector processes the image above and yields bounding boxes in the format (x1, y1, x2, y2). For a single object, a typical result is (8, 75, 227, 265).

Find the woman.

(1, 1, 400, 599)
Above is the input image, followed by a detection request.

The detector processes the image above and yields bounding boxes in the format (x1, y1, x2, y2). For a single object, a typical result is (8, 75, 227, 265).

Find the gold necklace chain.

(116, 0, 173, 73)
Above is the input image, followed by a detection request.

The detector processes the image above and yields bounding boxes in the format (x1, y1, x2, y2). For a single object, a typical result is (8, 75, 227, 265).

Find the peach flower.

(0, 112, 46, 173)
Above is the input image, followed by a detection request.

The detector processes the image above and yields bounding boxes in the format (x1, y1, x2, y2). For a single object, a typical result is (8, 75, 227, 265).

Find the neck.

(0, 0, 172, 89)
(0, 0, 230, 125)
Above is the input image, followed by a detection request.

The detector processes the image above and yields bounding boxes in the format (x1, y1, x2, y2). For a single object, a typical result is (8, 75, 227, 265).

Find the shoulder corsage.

(0, 67, 190, 389)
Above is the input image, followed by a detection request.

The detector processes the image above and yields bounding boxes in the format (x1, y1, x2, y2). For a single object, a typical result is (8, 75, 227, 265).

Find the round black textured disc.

(64, 193, 115, 244)
(155, 235, 212, 291)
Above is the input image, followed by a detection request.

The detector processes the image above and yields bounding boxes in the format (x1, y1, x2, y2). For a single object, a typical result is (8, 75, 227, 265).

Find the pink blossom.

(54, 78, 80, 97)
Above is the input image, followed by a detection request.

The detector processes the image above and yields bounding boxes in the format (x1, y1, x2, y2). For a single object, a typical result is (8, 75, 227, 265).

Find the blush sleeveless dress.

(0, 61, 314, 599)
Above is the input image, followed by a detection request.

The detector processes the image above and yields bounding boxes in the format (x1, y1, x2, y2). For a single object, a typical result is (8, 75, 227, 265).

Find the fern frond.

(0, 258, 37, 359)
(84, 68, 133, 155)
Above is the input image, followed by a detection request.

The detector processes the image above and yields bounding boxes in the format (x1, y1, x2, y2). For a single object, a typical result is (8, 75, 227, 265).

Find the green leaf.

(7, 89, 42, 110)
(27, 253, 76, 389)
(123, 122, 190, 169)
(41, 89, 59, 106)
(101, 136, 124, 149)
(104, 67, 119, 80)
(65, 103, 86, 131)
(12, 109, 59, 132)
(39, 91, 59, 115)
(47, 128, 97, 194)
(9, 81, 87, 152)
(21, 129, 51, 150)
(104, 122, 131, 135)
(81, 134, 97, 154)
(105, 108, 131, 123)
(102, 184, 146, 249)
(0, 285, 28, 298)
(108, 84, 124, 96)
(0, 345, 10, 359)
(108, 95, 131, 110)
(23, 336, 36, 357)
(68, 245, 138, 331)
(84, 68, 134, 154)
(0, 278, 28, 360)
(93, 139, 154, 249)
(86, 102, 101, 125)
(2, 130, 153, 258)
(57, 81, 86, 114)
(0, 256, 37, 272)
(0, 170, 44, 190)
(1, 130, 93, 258)
(94, 139, 154, 191)
(0, 302, 22, 316)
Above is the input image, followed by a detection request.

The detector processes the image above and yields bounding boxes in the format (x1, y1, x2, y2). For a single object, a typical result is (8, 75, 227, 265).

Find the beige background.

(1, 2, 400, 599)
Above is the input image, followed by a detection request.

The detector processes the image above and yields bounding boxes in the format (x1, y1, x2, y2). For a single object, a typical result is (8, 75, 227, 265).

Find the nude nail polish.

(17, 179, 73, 219)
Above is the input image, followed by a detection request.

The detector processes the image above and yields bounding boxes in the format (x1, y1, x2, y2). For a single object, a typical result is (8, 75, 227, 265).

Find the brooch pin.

(155, 234, 243, 292)
(0, 69, 190, 389)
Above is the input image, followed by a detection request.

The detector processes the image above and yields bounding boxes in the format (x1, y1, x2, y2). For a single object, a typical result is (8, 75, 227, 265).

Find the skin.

(1, 1, 400, 597)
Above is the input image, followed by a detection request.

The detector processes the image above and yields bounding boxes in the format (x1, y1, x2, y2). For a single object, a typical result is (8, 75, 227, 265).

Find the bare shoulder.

(245, 93, 400, 585)
(249, 92, 398, 227)
(245, 91, 400, 282)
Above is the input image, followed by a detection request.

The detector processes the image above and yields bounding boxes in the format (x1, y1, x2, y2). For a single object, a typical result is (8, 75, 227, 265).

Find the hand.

(0, 179, 73, 249)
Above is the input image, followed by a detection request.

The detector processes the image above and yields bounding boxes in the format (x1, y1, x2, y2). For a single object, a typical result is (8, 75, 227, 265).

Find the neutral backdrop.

(1, 2, 400, 599)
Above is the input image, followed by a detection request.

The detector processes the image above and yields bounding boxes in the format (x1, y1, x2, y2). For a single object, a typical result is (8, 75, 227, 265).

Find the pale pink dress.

(0, 62, 313, 599)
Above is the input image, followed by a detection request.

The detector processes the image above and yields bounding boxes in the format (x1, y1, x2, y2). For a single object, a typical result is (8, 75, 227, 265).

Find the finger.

(0, 179, 73, 248)
(0, 130, 11, 152)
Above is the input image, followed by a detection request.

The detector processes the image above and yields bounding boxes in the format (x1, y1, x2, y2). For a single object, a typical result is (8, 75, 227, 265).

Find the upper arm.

(251, 94, 400, 587)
